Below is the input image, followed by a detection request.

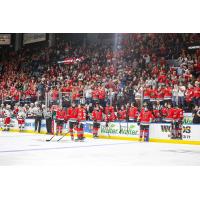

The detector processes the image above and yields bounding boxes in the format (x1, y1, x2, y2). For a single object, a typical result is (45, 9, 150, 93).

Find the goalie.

(137, 106, 154, 142)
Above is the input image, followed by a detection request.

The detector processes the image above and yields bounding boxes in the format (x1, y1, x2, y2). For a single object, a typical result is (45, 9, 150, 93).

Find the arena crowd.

(0, 33, 200, 126)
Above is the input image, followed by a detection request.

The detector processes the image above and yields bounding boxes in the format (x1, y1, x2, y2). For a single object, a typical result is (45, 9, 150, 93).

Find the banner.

(58, 56, 85, 65)
(100, 122, 140, 138)
(150, 123, 200, 141)
(23, 33, 46, 45)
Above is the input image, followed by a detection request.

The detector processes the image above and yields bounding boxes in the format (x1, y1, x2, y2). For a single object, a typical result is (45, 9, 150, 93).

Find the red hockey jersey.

(77, 107, 86, 121)
(56, 110, 66, 120)
(105, 112, 116, 122)
(165, 108, 174, 121)
(153, 109, 161, 118)
(138, 110, 154, 124)
(92, 110, 103, 122)
(128, 107, 138, 119)
(67, 107, 78, 121)
(160, 107, 168, 118)
(173, 108, 183, 121)
(117, 110, 127, 121)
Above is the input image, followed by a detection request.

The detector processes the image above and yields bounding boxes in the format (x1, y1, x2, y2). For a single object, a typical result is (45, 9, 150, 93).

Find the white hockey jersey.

(17, 111, 26, 120)
(4, 109, 11, 118)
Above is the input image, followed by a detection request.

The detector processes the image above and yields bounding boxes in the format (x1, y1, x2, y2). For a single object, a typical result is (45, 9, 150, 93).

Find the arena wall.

(1, 119, 200, 145)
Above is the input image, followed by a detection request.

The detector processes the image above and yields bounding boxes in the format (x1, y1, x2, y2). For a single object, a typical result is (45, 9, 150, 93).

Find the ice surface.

(0, 132, 200, 165)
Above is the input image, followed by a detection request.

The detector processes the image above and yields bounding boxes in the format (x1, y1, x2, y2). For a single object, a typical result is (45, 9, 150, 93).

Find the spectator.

(178, 82, 186, 108)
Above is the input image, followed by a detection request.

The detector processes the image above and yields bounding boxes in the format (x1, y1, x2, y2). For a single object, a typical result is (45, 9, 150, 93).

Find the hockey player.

(105, 111, 116, 122)
(152, 101, 162, 122)
(165, 104, 176, 139)
(138, 106, 154, 142)
(117, 105, 127, 133)
(76, 103, 86, 141)
(160, 102, 168, 122)
(128, 102, 138, 122)
(3, 105, 12, 131)
(92, 106, 103, 138)
(17, 106, 26, 131)
(117, 105, 127, 121)
(67, 102, 78, 140)
(172, 105, 184, 139)
(105, 111, 117, 129)
(56, 107, 66, 135)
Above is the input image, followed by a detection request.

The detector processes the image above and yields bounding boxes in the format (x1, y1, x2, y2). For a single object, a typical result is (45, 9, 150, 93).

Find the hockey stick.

(46, 135, 56, 142)
(46, 119, 56, 142)
(57, 132, 69, 142)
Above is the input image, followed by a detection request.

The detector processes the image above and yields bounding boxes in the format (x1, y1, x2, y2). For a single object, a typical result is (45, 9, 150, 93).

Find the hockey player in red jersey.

(104, 111, 117, 134)
(138, 106, 154, 142)
(117, 105, 127, 133)
(164, 103, 174, 122)
(128, 102, 138, 122)
(172, 105, 183, 139)
(92, 106, 103, 138)
(105, 111, 116, 126)
(76, 103, 86, 141)
(67, 102, 78, 140)
(117, 105, 127, 121)
(165, 103, 179, 139)
(160, 102, 168, 122)
(152, 101, 162, 122)
(56, 107, 66, 135)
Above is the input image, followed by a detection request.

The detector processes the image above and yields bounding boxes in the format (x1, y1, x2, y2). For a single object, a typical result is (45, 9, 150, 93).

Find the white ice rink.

(0, 131, 200, 165)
